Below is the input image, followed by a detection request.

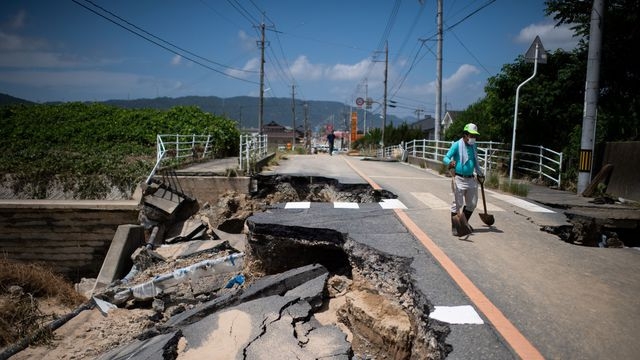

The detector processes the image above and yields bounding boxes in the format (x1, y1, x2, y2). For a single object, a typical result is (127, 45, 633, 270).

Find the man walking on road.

(327, 130, 336, 156)
(443, 123, 485, 236)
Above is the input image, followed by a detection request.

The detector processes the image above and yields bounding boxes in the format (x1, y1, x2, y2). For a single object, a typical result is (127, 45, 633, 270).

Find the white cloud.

(516, 20, 581, 52)
(289, 55, 323, 80)
(406, 64, 479, 96)
(237, 30, 255, 51)
(226, 57, 260, 78)
(443, 64, 480, 89)
(326, 59, 375, 81)
(171, 54, 182, 65)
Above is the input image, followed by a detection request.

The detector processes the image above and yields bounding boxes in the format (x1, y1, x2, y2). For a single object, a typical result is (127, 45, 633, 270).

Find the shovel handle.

(480, 180, 488, 214)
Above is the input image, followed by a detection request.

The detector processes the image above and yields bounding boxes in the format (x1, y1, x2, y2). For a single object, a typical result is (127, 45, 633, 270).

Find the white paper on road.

(429, 305, 484, 324)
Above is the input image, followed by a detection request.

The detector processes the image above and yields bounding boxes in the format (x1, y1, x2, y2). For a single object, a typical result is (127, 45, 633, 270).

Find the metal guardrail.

(146, 134, 215, 184)
(387, 140, 563, 187)
(239, 134, 268, 173)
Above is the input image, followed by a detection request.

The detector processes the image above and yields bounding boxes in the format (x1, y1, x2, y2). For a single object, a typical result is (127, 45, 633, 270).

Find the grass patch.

(0, 259, 86, 347)
(500, 180, 530, 197)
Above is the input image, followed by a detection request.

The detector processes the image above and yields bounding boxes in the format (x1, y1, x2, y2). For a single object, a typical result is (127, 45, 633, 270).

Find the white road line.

(379, 199, 408, 209)
(490, 193, 555, 213)
(370, 176, 439, 180)
(284, 202, 311, 209)
(412, 192, 505, 212)
(429, 305, 484, 324)
(282, 200, 408, 210)
(411, 192, 450, 210)
(334, 202, 360, 209)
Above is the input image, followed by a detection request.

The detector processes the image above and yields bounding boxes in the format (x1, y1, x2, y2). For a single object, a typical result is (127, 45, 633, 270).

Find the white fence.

(239, 134, 268, 172)
(146, 134, 215, 184)
(387, 140, 563, 187)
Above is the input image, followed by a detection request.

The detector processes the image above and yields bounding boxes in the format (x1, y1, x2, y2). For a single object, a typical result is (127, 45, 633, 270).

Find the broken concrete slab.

(164, 218, 208, 244)
(154, 239, 229, 260)
(213, 228, 247, 253)
(244, 307, 351, 360)
(166, 263, 329, 327)
(178, 295, 299, 359)
(91, 224, 145, 296)
(96, 330, 183, 360)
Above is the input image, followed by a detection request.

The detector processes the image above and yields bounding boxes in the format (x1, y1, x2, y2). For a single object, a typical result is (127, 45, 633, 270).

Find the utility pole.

(577, 0, 604, 194)
(363, 79, 368, 135)
(382, 41, 388, 148)
(257, 22, 266, 135)
(304, 102, 309, 153)
(435, 0, 443, 141)
(291, 85, 296, 150)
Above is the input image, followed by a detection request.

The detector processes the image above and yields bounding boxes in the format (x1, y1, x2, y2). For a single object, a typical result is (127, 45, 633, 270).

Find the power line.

(72, 0, 258, 84)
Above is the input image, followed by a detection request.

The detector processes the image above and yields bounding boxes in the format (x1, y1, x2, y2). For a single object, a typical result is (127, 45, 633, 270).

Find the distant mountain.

(102, 95, 409, 132)
(0, 93, 34, 106)
(1, 93, 410, 131)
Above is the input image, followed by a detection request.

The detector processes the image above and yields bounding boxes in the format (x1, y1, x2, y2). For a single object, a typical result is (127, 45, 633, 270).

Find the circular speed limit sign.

(355, 97, 364, 106)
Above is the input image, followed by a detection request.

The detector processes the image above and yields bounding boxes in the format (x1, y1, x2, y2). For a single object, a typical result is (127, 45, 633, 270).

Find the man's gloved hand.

(476, 174, 485, 183)
(448, 160, 456, 169)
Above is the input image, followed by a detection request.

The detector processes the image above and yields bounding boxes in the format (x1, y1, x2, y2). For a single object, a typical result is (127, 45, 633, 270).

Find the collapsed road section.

(6, 174, 452, 360)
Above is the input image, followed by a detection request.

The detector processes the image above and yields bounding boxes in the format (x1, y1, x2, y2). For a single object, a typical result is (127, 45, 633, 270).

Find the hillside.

(0, 93, 34, 106)
(0, 93, 409, 132)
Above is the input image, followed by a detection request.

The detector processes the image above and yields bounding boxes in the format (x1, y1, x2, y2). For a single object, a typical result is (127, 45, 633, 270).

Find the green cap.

(463, 123, 480, 135)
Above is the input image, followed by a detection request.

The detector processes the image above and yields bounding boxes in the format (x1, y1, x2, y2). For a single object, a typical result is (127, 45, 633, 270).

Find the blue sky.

(0, 0, 580, 118)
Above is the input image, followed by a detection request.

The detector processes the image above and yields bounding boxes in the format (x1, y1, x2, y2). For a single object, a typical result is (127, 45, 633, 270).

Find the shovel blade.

(452, 213, 472, 236)
(479, 213, 495, 226)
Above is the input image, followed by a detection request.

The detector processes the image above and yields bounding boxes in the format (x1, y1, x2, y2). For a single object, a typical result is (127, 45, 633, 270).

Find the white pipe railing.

(394, 140, 563, 187)
(146, 134, 215, 184)
(239, 134, 268, 172)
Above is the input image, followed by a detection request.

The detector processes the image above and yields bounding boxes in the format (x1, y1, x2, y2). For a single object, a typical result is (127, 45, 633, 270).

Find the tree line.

(445, 0, 638, 187)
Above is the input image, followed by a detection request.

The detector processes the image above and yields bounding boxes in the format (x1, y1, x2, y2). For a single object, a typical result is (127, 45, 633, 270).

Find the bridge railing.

(239, 134, 268, 172)
(386, 139, 562, 187)
(146, 134, 215, 184)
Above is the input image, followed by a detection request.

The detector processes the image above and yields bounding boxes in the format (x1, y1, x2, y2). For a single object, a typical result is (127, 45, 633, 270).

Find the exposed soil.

(2, 176, 449, 360)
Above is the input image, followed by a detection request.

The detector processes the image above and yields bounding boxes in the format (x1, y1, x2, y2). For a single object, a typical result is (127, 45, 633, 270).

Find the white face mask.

(467, 138, 476, 145)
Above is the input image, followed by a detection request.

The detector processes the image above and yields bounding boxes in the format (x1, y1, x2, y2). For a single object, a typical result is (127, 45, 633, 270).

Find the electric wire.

(71, 0, 258, 85)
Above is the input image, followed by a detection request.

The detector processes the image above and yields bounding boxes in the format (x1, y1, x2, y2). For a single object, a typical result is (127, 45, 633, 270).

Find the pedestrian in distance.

(327, 130, 336, 156)
(443, 123, 485, 236)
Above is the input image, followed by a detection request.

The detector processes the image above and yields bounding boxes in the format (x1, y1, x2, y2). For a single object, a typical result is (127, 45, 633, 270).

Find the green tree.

(545, 0, 640, 141)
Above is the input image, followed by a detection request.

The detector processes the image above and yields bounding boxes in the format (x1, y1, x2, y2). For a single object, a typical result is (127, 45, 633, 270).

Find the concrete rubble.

(11, 178, 451, 359)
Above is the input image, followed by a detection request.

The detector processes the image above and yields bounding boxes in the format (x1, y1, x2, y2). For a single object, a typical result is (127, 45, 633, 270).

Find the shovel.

(450, 169, 472, 236)
(478, 176, 495, 226)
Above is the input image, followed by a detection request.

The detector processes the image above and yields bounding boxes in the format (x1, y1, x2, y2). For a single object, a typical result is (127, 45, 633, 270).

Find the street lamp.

(509, 36, 547, 182)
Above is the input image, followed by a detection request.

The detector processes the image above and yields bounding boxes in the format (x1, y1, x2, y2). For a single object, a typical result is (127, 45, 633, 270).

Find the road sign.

(525, 36, 547, 64)
(355, 97, 364, 107)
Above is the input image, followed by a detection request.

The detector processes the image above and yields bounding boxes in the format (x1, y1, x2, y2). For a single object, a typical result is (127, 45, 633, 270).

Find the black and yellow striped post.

(579, 149, 593, 172)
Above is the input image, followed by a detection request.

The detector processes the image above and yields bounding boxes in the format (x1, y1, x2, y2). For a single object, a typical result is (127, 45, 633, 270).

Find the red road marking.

(344, 157, 544, 360)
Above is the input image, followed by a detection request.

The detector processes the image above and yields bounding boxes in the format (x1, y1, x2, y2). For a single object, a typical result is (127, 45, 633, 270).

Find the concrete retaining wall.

(601, 142, 640, 202)
(177, 177, 250, 205)
(0, 175, 253, 282)
(0, 201, 139, 282)
(407, 156, 443, 173)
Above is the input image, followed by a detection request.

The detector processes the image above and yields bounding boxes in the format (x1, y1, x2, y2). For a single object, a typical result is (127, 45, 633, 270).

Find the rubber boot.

(463, 208, 474, 232)
(451, 212, 458, 236)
